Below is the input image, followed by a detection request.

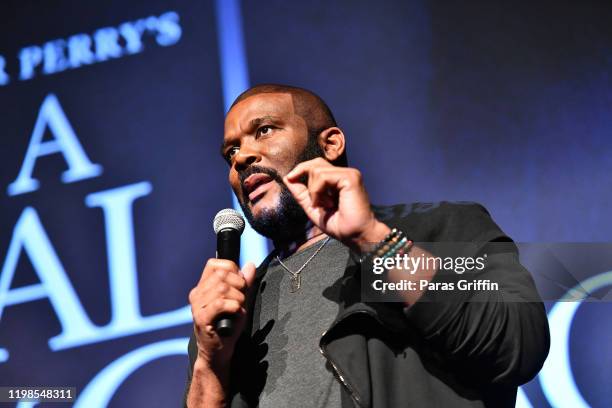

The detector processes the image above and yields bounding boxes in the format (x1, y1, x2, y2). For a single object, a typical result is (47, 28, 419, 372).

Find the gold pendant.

(290, 274, 301, 293)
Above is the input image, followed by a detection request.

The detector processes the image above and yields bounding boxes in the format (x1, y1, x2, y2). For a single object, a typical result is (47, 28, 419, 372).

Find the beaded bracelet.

(359, 228, 413, 263)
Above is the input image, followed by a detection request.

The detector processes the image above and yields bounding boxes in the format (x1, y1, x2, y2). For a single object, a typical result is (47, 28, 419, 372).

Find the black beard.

(237, 135, 324, 241)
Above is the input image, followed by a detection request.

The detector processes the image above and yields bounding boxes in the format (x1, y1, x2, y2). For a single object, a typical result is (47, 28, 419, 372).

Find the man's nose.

(233, 144, 261, 171)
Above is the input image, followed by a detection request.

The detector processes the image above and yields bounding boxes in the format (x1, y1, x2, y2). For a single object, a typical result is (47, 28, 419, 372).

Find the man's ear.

(318, 127, 346, 163)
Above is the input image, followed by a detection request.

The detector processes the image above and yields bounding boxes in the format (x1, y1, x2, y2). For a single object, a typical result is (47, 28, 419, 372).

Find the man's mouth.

(243, 173, 274, 202)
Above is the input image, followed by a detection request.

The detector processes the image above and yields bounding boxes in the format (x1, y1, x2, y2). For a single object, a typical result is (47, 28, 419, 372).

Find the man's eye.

(256, 125, 273, 137)
(226, 146, 239, 162)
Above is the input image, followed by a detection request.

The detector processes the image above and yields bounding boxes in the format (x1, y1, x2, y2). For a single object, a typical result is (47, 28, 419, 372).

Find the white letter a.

(7, 93, 103, 196)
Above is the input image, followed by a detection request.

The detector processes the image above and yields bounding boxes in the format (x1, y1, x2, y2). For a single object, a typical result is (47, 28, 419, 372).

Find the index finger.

(198, 258, 239, 285)
(284, 157, 331, 182)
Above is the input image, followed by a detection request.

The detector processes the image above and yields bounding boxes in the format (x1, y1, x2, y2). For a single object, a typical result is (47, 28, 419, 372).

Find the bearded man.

(183, 84, 549, 408)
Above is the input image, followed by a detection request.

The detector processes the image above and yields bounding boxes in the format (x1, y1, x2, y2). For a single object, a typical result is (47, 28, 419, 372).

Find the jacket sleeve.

(402, 249, 550, 386)
(391, 202, 550, 386)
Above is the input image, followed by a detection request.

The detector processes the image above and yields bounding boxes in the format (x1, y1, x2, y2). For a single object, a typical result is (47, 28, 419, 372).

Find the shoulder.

(373, 201, 510, 243)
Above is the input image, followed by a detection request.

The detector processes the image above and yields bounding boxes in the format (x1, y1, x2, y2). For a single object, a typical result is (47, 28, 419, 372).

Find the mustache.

(239, 165, 284, 200)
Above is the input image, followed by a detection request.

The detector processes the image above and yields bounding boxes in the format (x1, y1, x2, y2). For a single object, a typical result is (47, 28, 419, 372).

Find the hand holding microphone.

(188, 209, 257, 367)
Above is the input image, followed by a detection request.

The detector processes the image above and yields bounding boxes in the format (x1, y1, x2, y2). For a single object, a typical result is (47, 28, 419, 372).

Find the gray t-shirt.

(252, 237, 349, 407)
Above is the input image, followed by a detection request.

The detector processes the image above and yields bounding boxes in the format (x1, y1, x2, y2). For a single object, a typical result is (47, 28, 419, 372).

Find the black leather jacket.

(183, 202, 550, 407)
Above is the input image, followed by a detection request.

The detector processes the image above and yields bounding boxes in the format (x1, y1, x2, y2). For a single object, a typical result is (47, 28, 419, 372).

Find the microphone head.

(213, 208, 245, 235)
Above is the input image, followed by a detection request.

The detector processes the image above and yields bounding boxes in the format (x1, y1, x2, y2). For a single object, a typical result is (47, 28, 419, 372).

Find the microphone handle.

(215, 229, 241, 337)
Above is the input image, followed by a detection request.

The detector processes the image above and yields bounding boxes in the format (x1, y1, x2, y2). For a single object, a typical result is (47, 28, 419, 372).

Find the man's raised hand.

(283, 158, 390, 253)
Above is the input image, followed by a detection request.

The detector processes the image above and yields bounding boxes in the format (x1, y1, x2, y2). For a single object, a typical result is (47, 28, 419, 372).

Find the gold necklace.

(276, 237, 331, 292)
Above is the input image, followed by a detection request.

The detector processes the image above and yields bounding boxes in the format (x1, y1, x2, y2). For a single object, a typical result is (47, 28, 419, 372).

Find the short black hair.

(230, 84, 347, 166)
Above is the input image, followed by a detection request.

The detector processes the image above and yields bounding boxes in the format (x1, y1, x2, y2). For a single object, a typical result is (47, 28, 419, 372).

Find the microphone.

(213, 208, 246, 337)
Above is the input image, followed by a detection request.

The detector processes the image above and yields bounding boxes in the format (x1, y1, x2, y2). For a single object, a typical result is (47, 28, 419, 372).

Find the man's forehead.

(225, 92, 295, 127)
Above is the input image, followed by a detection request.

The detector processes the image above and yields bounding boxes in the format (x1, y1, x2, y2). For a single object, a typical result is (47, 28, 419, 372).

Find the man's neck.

(273, 222, 327, 258)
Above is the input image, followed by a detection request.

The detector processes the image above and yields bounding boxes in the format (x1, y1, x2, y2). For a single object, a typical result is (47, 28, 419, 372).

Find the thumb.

(283, 175, 314, 214)
(240, 261, 257, 288)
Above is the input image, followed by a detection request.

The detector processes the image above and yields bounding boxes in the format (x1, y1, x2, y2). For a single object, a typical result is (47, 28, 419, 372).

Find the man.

(183, 84, 550, 407)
